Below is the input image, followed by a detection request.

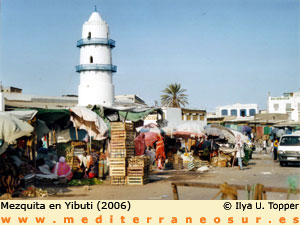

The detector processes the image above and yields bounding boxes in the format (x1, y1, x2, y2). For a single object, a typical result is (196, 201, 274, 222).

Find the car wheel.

(280, 162, 285, 167)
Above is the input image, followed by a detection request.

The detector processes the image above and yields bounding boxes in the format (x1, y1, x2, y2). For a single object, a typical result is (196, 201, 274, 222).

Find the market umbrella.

(209, 124, 236, 143)
(0, 114, 34, 143)
(210, 124, 235, 136)
(70, 107, 108, 141)
(242, 126, 252, 134)
(0, 110, 38, 122)
(276, 129, 285, 138)
(161, 126, 175, 136)
(203, 127, 225, 139)
(0, 114, 34, 155)
(144, 132, 159, 147)
(173, 123, 205, 138)
(35, 119, 50, 140)
(230, 130, 249, 143)
(172, 131, 205, 139)
(136, 123, 162, 134)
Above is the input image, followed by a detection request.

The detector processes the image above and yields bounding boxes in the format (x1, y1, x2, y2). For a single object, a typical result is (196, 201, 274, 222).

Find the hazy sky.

(0, 0, 299, 111)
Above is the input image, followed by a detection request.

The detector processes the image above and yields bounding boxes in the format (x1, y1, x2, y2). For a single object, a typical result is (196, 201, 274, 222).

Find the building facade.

(76, 10, 116, 107)
(0, 86, 78, 111)
(268, 91, 300, 122)
(161, 107, 207, 128)
(216, 103, 258, 118)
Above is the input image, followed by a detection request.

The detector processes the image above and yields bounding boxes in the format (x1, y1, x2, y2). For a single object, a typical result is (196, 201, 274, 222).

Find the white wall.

(268, 92, 300, 122)
(0, 93, 4, 112)
(162, 107, 207, 128)
(82, 18, 109, 39)
(216, 103, 258, 117)
(78, 11, 115, 107)
(80, 45, 111, 65)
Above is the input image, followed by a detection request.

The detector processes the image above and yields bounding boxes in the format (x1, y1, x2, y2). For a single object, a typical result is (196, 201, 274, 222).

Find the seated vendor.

(86, 150, 99, 179)
(52, 157, 73, 181)
(0, 155, 20, 194)
(36, 158, 52, 175)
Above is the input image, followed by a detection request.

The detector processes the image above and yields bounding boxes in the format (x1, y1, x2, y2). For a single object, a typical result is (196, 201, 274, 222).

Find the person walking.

(235, 135, 245, 170)
(155, 135, 166, 170)
(261, 139, 267, 154)
(273, 139, 279, 161)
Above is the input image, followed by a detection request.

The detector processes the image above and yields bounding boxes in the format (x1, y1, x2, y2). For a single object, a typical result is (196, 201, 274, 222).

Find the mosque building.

(76, 8, 116, 107)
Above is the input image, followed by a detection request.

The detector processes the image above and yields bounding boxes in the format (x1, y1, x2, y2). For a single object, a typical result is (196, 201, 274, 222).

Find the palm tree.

(161, 83, 188, 107)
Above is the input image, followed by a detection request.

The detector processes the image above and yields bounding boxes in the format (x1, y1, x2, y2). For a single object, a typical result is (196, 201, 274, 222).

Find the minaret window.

(88, 32, 91, 39)
(90, 56, 93, 63)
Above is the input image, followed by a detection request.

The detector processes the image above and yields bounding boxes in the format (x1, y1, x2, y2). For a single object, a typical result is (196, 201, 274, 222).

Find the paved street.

(32, 148, 300, 200)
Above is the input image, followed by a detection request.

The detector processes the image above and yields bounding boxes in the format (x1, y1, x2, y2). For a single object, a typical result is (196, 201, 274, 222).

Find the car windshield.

(280, 136, 300, 146)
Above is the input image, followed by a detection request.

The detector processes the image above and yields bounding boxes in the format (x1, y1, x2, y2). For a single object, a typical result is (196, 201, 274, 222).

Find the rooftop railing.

(75, 64, 117, 73)
(77, 38, 115, 48)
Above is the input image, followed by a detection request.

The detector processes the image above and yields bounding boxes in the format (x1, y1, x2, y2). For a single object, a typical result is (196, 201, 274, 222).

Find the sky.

(0, 0, 299, 111)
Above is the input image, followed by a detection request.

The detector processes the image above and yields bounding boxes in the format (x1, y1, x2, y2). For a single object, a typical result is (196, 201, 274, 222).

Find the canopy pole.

(75, 127, 79, 140)
(89, 124, 92, 154)
(33, 131, 37, 168)
(123, 111, 129, 122)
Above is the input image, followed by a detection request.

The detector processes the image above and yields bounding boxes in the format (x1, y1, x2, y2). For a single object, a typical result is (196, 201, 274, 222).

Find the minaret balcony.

(76, 64, 117, 73)
(77, 38, 115, 48)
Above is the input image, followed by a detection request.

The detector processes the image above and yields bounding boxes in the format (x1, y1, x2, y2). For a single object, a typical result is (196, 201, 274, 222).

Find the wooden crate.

(174, 155, 183, 170)
(126, 176, 149, 185)
(110, 139, 134, 149)
(110, 148, 134, 158)
(174, 164, 183, 170)
(66, 156, 80, 171)
(167, 156, 175, 163)
(194, 159, 209, 168)
(128, 156, 150, 167)
(110, 176, 126, 185)
(174, 155, 183, 163)
(111, 130, 135, 140)
(127, 166, 150, 176)
(109, 166, 126, 176)
(109, 158, 126, 176)
(110, 122, 134, 131)
(109, 158, 126, 166)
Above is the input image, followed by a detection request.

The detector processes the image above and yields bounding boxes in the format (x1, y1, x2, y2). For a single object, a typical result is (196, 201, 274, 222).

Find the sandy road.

(33, 151, 299, 200)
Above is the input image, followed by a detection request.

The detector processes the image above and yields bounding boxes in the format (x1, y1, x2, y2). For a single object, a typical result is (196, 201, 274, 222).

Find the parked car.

(278, 134, 300, 167)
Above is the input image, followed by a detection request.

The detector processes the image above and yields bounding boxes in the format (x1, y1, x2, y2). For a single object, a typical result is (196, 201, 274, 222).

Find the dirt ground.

(32, 150, 300, 200)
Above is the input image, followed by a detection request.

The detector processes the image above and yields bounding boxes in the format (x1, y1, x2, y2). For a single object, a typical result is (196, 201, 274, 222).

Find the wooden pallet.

(174, 164, 183, 170)
(174, 157, 183, 164)
(173, 155, 183, 170)
(109, 166, 126, 176)
(127, 166, 150, 176)
(128, 156, 150, 167)
(110, 139, 135, 149)
(126, 176, 149, 185)
(111, 130, 135, 140)
(194, 160, 209, 168)
(110, 148, 134, 158)
(187, 162, 195, 171)
(110, 122, 134, 131)
(66, 156, 80, 171)
(110, 176, 126, 185)
(109, 158, 126, 176)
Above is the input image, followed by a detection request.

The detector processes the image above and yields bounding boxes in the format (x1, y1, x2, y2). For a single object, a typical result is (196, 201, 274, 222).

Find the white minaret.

(76, 8, 116, 107)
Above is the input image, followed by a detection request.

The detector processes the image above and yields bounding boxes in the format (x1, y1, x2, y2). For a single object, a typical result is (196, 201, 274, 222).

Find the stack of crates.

(173, 154, 183, 170)
(66, 145, 85, 171)
(165, 155, 174, 170)
(109, 122, 135, 185)
(194, 159, 209, 168)
(127, 156, 150, 185)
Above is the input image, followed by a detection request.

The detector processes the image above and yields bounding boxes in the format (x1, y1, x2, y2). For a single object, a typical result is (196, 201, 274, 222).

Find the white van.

(278, 133, 300, 166)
